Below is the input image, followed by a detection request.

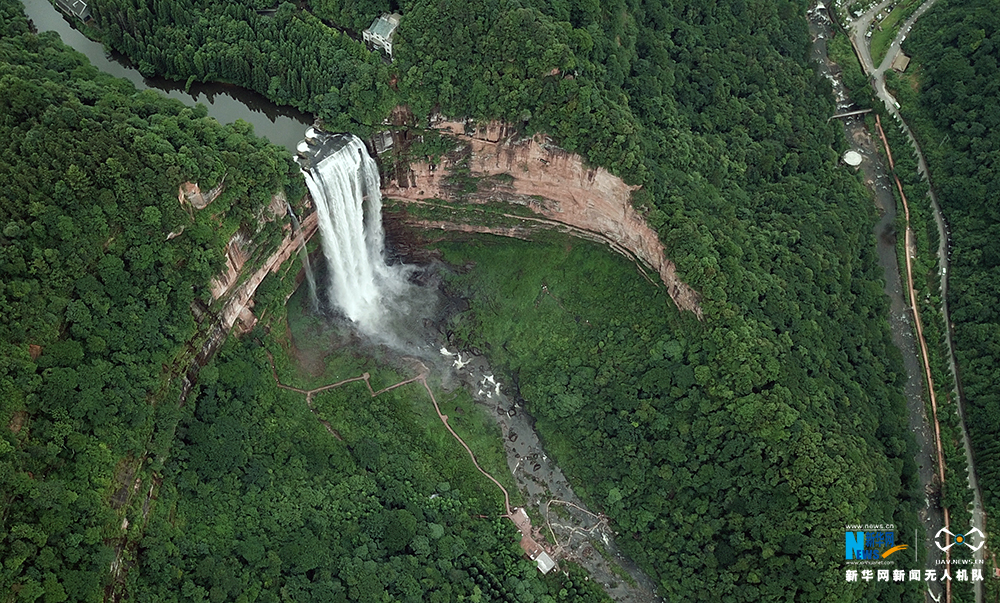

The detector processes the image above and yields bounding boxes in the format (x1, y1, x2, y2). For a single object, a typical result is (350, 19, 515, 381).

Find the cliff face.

(210, 210, 318, 333)
(178, 178, 226, 210)
(383, 120, 701, 317)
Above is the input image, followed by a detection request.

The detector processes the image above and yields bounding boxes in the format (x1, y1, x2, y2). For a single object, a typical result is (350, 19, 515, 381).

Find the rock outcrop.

(178, 176, 226, 210)
(210, 210, 319, 333)
(383, 119, 701, 316)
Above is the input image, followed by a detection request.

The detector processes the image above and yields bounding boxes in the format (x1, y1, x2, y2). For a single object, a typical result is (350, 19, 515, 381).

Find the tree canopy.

(901, 0, 1000, 536)
(0, 5, 299, 598)
(0, 0, 938, 598)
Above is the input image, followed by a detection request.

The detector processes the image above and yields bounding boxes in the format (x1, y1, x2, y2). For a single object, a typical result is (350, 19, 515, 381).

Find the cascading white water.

(286, 202, 319, 310)
(299, 134, 412, 336)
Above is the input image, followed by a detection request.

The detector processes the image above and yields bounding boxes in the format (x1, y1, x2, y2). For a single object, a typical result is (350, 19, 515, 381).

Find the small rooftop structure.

(363, 13, 402, 58)
(534, 551, 556, 574)
(54, 0, 91, 20)
(511, 509, 557, 574)
(519, 535, 557, 574)
(891, 53, 911, 73)
(843, 150, 863, 166)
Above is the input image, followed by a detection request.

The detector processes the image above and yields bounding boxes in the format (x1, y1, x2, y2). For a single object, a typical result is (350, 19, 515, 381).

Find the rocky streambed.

(439, 348, 662, 603)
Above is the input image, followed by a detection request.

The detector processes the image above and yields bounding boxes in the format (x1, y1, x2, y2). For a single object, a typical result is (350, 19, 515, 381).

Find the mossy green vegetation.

(433, 231, 922, 600)
(828, 33, 873, 109)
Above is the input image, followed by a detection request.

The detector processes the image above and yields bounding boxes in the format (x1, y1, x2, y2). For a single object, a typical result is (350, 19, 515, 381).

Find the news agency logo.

(935, 527, 986, 552)
(845, 528, 908, 560)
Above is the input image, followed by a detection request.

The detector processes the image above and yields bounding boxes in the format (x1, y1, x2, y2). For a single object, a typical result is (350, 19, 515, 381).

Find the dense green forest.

(87, 0, 395, 132)
(85, 0, 823, 199)
(898, 0, 1000, 547)
(430, 226, 920, 601)
(0, 4, 301, 597)
(0, 3, 602, 601)
(4, 0, 934, 598)
(131, 314, 603, 603)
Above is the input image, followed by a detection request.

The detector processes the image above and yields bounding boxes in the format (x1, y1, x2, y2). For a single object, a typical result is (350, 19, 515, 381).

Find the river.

(808, 4, 947, 602)
(441, 349, 662, 603)
(20, 0, 311, 153)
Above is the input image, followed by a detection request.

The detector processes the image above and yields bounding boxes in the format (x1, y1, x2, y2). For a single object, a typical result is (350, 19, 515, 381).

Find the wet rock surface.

(441, 348, 662, 602)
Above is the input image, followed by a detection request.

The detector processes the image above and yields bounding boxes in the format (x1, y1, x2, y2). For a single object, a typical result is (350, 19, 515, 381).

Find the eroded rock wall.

(178, 177, 226, 210)
(210, 211, 318, 333)
(383, 120, 701, 316)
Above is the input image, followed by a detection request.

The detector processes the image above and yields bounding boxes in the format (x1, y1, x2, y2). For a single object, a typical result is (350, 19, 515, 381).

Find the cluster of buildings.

(511, 508, 557, 574)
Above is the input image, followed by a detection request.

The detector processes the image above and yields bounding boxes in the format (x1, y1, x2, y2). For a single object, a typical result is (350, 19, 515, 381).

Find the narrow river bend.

(20, 0, 311, 153)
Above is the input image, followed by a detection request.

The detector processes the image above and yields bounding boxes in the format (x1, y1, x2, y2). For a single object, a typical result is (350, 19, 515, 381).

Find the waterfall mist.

(297, 131, 438, 350)
(286, 202, 319, 310)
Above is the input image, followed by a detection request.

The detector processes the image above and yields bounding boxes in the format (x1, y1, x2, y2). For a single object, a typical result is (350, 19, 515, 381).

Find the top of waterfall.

(297, 131, 357, 168)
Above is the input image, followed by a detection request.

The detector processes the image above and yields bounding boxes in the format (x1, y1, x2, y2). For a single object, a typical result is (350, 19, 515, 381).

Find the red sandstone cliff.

(382, 120, 701, 317)
(178, 177, 226, 210)
(209, 211, 318, 333)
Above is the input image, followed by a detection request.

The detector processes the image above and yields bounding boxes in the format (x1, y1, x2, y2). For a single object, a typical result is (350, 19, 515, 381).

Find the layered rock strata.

(383, 120, 700, 316)
(210, 211, 319, 333)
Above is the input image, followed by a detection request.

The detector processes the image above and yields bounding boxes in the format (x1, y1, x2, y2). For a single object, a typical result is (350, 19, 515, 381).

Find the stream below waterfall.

(807, 1, 944, 588)
(441, 348, 662, 603)
(16, 2, 664, 598)
(293, 127, 661, 599)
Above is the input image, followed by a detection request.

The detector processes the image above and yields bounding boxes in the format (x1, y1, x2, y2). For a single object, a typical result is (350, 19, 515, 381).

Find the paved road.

(809, 7, 945, 601)
(845, 2, 986, 602)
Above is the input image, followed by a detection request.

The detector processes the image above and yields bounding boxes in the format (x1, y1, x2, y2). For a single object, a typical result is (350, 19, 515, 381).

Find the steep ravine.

(160, 131, 680, 602)
(381, 119, 702, 318)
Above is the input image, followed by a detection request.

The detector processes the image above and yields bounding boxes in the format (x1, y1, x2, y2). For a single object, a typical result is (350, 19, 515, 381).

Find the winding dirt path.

(543, 500, 609, 559)
(266, 351, 513, 516)
(418, 377, 513, 516)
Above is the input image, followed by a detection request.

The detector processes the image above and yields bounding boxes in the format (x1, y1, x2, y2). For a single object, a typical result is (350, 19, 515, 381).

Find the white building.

(363, 13, 402, 58)
(534, 551, 556, 574)
(54, 0, 91, 20)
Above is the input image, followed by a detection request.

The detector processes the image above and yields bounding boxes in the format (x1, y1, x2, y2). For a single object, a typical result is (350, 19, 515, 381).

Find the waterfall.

(297, 133, 412, 337)
(286, 202, 318, 310)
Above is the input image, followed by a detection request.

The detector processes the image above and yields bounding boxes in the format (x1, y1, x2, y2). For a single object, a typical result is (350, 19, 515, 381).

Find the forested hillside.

(901, 0, 1000, 537)
(0, 4, 603, 601)
(132, 329, 602, 603)
(6, 0, 929, 599)
(401, 0, 924, 599)
(435, 223, 919, 600)
(85, 0, 848, 290)
(0, 3, 301, 597)
(87, 0, 395, 132)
